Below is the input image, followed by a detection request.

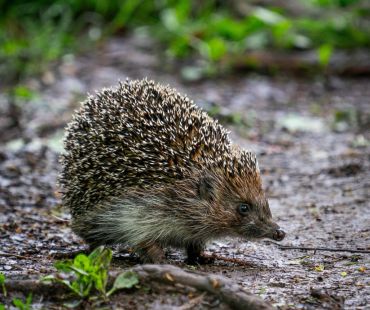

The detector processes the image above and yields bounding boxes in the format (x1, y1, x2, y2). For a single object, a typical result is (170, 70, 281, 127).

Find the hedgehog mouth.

(260, 228, 286, 241)
(240, 224, 285, 242)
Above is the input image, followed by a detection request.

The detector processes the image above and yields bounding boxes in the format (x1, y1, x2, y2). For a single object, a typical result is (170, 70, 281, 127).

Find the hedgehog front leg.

(136, 241, 166, 263)
(186, 243, 214, 265)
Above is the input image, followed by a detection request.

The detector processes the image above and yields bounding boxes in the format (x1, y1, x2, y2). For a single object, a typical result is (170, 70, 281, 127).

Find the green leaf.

(314, 264, 325, 272)
(205, 37, 227, 61)
(317, 44, 333, 67)
(253, 7, 285, 25)
(25, 294, 32, 307)
(54, 260, 73, 272)
(245, 31, 269, 50)
(111, 0, 142, 29)
(0, 273, 6, 297)
(161, 8, 180, 32)
(12, 86, 38, 101)
(69, 265, 90, 276)
(0, 304, 5, 310)
(88, 246, 106, 262)
(13, 298, 25, 309)
(41, 275, 56, 282)
(74, 254, 91, 271)
(213, 17, 245, 40)
(12, 298, 23, 308)
(94, 247, 112, 268)
(107, 271, 139, 296)
(169, 36, 190, 57)
(63, 300, 83, 308)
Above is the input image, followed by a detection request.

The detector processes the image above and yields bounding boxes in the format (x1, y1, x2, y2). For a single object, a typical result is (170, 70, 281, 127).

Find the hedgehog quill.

(60, 79, 285, 264)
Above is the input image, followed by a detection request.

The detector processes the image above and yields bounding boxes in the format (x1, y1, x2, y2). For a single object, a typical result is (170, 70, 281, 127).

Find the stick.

(49, 248, 90, 259)
(203, 253, 258, 266)
(5, 264, 273, 310)
(267, 241, 370, 254)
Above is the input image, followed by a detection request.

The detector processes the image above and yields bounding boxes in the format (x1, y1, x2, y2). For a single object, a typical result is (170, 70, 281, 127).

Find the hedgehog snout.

(259, 220, 286, 241)
(272, 228, 285, 241)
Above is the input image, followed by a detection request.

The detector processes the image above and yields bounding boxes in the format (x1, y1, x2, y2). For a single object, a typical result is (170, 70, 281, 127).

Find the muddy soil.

(0, 35, 369, 309)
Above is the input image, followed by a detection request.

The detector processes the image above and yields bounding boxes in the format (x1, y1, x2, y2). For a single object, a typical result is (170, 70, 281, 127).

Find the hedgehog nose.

(273, 229, 286, 241)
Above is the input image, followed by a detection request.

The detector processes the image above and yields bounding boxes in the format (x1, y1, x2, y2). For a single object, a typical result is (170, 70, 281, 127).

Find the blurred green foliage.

(0, 0, 369, 82)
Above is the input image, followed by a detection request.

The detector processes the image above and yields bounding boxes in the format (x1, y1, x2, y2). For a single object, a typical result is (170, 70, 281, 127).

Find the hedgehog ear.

(198, 175, 215, 201)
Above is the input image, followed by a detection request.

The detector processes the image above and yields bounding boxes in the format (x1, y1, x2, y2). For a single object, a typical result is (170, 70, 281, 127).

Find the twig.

(203, 253, 257, 266)
(49, 247, 90, 259)
(0, 252, 32, 260)
(5, 264, 273, 310)
(267, 241, 370, 254)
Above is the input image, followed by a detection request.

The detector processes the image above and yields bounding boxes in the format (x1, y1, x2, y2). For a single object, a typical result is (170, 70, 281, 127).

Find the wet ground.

(0, 35, 369, 309)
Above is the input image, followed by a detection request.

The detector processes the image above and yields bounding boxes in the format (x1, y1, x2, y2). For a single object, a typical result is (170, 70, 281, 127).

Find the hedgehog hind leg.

(71, 215, 115, 250)
(135, 241, 166, 264)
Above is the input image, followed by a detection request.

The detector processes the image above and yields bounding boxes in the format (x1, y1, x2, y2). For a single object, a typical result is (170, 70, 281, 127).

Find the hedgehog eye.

(238, 203, 252, 216)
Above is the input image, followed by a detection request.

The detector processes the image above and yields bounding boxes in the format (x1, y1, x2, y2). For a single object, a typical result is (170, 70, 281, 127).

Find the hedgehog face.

(233, 199, 285, 241)
(228, 174, 285, 242)
(199, 168, 285, 242)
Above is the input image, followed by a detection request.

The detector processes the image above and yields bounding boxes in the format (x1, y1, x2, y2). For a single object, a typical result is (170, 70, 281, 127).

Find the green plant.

(0, 272, 6, 297)
(12, 294, 33, 310)
(43, 246, 139, 303)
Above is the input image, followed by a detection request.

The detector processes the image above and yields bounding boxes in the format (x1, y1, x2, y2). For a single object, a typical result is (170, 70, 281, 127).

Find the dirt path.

(1, 36, 369, 309)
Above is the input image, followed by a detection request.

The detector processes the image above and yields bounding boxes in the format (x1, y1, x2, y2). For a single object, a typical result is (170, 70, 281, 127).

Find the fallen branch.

(5, 264, 273, 310)
(126, 265, 273, 310)
(267, 241, 370, 254)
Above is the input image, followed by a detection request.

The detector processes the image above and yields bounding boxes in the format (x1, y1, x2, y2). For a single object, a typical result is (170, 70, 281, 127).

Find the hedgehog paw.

(186, 243, 214, 265)
(185, 254, 215, 265)
(137, 242, 166, 264)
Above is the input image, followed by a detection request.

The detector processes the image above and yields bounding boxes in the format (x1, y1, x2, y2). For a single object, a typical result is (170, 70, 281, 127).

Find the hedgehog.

(59, 78, 285, 264)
